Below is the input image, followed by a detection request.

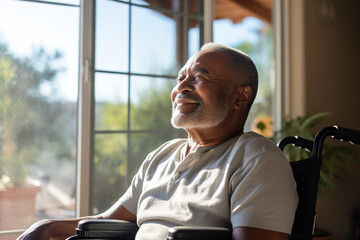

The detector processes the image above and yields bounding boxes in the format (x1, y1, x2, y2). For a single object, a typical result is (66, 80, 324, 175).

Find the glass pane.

(130, 76, 174, 130)
(95, 0, 129, 72)
(93, 134, 128, 214)
(213, 17, 274, 137)
(131, 6, 177, 75)
(95, 72, 129, 131)
(188, 20, 200, 57)
(0, 0, 79, 235)
(132, 0, 184, 12)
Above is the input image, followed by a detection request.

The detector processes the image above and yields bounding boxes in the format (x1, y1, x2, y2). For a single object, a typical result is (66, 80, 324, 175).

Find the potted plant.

(252, 112, 359, 239)
(0, 144, 41, 231)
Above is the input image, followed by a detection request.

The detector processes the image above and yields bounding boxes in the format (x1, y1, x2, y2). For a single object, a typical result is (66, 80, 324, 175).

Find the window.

(0, 0, 79, 238)
(0, 0, 203, 236)
(91, 0, 203, 214)
(0, 0, 279, 238)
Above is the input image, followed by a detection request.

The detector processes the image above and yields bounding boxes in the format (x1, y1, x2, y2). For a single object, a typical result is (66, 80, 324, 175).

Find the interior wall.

(300, 0, 360, 239)
(304, 0, 360, 129)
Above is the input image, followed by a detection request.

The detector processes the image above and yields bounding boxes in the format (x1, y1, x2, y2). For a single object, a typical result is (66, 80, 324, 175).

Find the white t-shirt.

(120, 132, 298, 240)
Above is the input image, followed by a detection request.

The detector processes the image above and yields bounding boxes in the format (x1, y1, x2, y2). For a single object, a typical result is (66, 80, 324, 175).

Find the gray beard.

(171, 101, 228, 130)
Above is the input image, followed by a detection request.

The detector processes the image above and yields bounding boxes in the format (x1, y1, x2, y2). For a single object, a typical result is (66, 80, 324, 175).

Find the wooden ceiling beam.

(230, 0, 272, 23)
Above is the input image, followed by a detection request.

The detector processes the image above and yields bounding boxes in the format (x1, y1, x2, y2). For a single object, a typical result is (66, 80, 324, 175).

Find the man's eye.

(177, 76, 185, 83)
(195, 75, 204, 80)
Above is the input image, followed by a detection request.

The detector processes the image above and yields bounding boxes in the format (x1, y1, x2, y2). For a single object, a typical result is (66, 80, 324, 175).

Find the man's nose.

(171, 77, 194, 102)
(174, 77, 194, 94)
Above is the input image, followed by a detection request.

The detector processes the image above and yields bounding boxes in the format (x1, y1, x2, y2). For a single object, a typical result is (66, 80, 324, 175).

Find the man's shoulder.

(238, 131, 278, 149)
(231, 131, 286, 163)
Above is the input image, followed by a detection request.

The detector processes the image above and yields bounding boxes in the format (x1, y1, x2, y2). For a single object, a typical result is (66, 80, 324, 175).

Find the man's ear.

(234, 86, 252, 110)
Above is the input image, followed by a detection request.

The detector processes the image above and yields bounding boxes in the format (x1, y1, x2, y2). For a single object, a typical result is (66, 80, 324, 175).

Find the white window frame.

(76, 0, 94, 217)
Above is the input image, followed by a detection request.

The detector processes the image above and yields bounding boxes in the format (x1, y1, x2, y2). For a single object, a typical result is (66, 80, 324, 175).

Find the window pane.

(130, 76, 174, 130)
(93, 134, 127, 214)
(95, 0, 129, 72)
(188, 20, 201, 57)
(95, 72, 129, 131)
(0, 0, 79, 235)
(131, 6, 177, 75)
(131, 0, 183, 12)
(132, 0, 202, 14)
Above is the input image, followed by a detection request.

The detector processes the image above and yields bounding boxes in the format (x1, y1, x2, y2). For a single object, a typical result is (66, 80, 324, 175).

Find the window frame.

(76, 0, 95, 217)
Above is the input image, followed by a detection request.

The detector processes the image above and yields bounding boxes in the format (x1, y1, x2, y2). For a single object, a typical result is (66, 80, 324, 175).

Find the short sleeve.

(119, 155, 150, 215)
(230, 151, 298, 234)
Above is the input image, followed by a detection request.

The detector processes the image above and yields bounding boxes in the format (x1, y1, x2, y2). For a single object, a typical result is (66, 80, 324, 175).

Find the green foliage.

(319, 145, 358, 193)
(271, 112, 332, 162)
(95, 103, 127, 130)
(271, 112, 359, 194)
(130, 81, 173, 129)
(0, 42, 73, 188)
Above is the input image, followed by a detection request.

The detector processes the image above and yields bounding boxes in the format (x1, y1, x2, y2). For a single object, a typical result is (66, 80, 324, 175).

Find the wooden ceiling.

(215, 0, 272, 24)
(143, 0, 272, 24)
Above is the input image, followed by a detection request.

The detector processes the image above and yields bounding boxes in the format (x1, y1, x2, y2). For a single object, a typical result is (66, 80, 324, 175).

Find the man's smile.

(173, 95, 200, 113)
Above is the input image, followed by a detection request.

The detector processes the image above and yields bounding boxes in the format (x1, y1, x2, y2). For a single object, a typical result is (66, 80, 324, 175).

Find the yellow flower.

(251, 116, 273, 138)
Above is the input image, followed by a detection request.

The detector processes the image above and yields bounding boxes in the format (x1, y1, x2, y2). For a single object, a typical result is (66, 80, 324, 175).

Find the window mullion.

(273, 0, 289, 132)
(203, 0, 214, 43)
(76, 0, 95, 217)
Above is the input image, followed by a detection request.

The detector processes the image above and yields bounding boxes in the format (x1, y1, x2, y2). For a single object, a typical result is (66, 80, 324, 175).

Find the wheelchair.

(67, 125, 360, 240)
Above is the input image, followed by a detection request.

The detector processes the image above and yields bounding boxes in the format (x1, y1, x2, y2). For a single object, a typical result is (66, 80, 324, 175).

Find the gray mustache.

(175, 94, 200, 102)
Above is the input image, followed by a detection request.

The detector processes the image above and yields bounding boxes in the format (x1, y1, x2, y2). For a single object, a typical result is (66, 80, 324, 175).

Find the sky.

(0, 0, 263, 102)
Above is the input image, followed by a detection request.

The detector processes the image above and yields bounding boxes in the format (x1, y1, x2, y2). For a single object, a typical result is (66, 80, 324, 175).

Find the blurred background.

(0, 0, 359, 239)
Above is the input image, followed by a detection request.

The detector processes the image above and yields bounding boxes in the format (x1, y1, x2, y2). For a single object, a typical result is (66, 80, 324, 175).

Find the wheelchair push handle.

(334, 125, 360, 145)
(277, 136, 313, 152)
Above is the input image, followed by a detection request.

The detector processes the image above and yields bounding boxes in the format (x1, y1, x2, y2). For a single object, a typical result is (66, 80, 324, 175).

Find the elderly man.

(18, 43, 297, 240)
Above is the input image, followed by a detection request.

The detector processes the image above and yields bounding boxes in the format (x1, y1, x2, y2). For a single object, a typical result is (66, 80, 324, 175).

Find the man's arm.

(99, 199, 136, 221)
(17, 203, 136, 240)
(232, 227, 289, 240)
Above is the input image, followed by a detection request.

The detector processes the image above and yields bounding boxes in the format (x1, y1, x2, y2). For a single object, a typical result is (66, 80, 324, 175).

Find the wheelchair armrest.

(66, 219, 138, 240)
(66, 220, 231, 240)
(167, 226, 231, 240)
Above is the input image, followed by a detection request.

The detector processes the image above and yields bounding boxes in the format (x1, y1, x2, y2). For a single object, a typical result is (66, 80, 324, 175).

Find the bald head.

(200, 43, 258, 111)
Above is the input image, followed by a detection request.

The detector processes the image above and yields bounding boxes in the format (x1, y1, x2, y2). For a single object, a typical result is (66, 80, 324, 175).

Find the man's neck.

(184, 113, 246, 151)
(185, 127, 244, 153)
(185, 139, 201, 157)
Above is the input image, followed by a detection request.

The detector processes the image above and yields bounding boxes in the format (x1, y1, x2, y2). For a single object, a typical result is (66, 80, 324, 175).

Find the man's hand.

(16, 204, 135, 240)
(16, 218, 81, 240)
(16, 219, 53, 240)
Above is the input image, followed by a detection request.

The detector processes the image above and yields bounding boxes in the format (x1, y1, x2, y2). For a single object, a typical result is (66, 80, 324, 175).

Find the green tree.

(0, 42, 74, 188)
